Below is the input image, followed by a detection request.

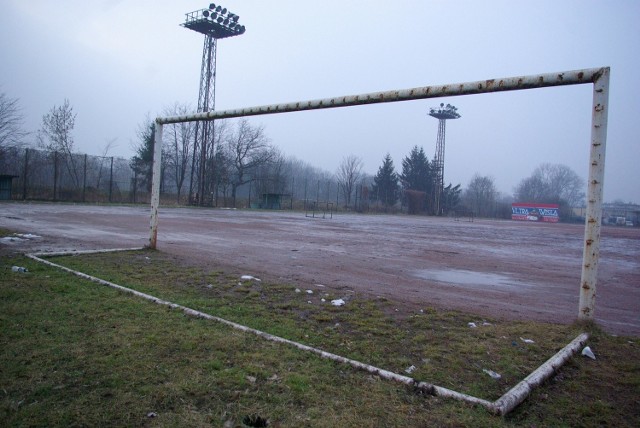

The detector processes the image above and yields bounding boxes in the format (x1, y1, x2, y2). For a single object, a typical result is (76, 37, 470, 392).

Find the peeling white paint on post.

(492, 332, 589, 415)
(579, 68, 610, 319)
(157, 68, 605, 125)
(148, 122, 163, 249)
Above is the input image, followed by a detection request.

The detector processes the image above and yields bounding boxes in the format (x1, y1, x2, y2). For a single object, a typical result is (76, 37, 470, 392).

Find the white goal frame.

(150, 67, 610, 321)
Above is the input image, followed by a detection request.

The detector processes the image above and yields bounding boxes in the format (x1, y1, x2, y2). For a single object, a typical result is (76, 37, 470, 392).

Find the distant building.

(0, 175, 18, 200)
(601, 202, 640, 227)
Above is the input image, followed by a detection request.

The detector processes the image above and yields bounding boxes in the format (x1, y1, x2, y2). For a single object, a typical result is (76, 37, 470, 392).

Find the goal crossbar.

(150, 66, 610, 320)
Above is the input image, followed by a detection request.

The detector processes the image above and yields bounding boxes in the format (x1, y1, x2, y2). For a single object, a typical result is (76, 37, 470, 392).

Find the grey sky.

(1, 0, 638, 203)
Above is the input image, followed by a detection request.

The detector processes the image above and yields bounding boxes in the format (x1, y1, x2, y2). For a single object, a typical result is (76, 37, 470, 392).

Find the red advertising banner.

(512, 203, 559, 223)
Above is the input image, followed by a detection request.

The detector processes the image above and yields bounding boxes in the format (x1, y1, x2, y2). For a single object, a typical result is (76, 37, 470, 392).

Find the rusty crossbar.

(156, 68, 606, 124)
(150, 67, 610, 320)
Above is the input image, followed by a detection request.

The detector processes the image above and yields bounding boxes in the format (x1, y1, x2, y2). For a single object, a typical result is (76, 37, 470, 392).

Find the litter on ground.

(483, 369, 502, 379)
(581, 346, 596, 360)
(405, 365, 416, 374)
(331, 298, 346, 306)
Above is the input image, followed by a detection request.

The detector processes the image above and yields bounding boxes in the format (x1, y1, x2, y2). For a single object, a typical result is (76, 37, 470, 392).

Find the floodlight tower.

(182, 3, 246, 205)
(428, 103, 460, 215)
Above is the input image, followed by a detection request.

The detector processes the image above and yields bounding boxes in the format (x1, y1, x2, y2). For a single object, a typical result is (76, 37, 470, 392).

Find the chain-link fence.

(0, 146, 150, 204)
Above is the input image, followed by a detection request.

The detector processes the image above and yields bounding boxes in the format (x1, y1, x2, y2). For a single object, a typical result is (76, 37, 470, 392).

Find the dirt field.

(1, 202, 638, 336)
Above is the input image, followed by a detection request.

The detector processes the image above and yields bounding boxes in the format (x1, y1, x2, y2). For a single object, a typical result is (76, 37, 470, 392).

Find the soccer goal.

(149, 67, 610, 321)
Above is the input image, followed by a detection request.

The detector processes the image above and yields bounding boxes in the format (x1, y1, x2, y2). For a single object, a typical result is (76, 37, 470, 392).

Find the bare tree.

(95, 137, 118, 190)
(515, 163, 584, 207)
(163, 103, 195, 203)
(464, 174, 497, 217)
(336, 154, 363, 208)
(225, 119, 276, 207)
(0, 91, 29, 149)
(37, 99, 81, 188)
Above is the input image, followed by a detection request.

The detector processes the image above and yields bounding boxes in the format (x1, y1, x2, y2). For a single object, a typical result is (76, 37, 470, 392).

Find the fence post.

(149, 122, 163, 249)
(22, 148, 29, 200)
(53, 151, 59, 201)
(578, 68, 610, 320)
(109, 156, 114, 203)
(82, 154, 87, 202)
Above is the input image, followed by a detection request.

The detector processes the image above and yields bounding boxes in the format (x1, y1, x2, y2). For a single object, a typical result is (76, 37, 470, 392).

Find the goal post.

(149, 67, 610, 321)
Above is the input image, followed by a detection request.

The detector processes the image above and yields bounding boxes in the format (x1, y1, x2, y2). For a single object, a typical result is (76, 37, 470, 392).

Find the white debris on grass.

(520, 337, 535, 344)
(581, 346, 596, 360)
(321, 298, 326, 302)
(331, 298, 346, 306)
(483, 369, 502, 379)
(314, 284, 325, 287)
(469, 321, 494, 328)
(306, 290, 313, 294)
(405, 365, 417, 374)
(240, 275, 261, 282)
(295, 288, 301, 293)
(12, 266, 28, 273)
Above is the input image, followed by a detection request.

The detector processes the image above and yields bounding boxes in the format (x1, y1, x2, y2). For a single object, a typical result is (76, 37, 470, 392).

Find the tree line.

(1, 92, 590, 219)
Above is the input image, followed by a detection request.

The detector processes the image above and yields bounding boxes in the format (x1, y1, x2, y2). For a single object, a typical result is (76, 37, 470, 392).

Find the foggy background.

(1, 0, 638, 202)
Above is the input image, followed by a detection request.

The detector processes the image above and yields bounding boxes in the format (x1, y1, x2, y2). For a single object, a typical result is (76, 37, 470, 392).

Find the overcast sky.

(1, 0, 638, 203)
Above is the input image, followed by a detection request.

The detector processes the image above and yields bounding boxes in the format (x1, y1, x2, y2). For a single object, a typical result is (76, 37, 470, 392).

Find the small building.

(0, 175, 18, 200)
(259, 193, 284, 209)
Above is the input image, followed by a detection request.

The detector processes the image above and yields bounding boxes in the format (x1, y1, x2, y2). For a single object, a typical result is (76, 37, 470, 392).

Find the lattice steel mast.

(182, 3, 246, 205)
(428, 103, 460, 215)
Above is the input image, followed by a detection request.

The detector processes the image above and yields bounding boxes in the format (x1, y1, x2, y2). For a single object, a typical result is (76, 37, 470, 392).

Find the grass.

(1, 246, 639, 427)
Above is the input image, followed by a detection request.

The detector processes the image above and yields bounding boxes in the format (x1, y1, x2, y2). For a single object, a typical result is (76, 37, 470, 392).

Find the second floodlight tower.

(428, 103, 460, 215)
(182, 3, 246, 205)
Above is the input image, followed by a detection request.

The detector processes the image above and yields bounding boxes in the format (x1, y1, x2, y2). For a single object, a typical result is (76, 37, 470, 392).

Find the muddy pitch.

(2, 202, 638, 336)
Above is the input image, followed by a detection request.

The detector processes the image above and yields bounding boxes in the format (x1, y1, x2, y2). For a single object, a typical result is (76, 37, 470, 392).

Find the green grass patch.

(1, 249, 639, 427)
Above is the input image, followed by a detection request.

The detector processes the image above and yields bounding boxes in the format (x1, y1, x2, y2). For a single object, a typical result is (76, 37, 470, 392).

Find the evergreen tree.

(371, 153, 399, 207)
(400, 146, 433, 212)
(400, 146, 431, 193)
(441, 183, 462, 214)
(130, 121, 155, 192)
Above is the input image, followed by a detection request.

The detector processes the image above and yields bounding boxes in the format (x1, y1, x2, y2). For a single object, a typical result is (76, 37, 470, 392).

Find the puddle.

(413, 269, 531, 289)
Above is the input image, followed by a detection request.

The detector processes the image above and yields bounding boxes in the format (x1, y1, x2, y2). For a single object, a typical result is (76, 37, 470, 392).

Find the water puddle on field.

(413, 269, 531, 290)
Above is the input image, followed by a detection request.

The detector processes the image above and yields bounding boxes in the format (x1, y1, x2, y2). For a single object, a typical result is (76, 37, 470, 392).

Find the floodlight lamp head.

(182, 4, 245, 39)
